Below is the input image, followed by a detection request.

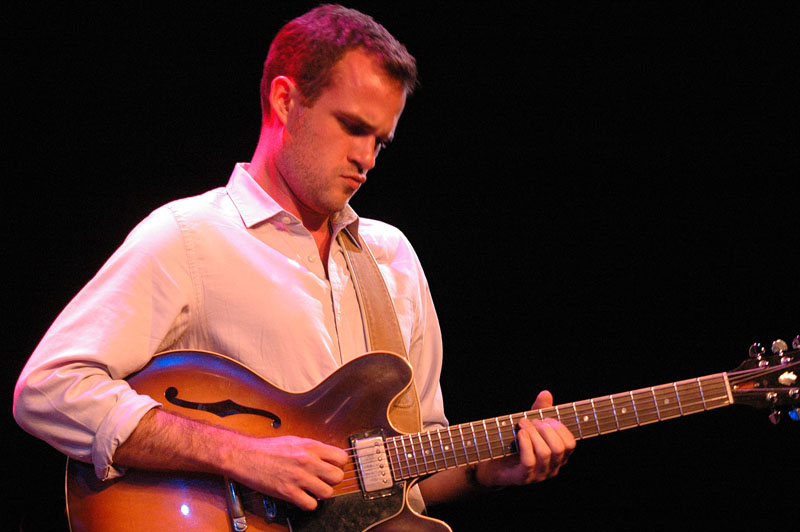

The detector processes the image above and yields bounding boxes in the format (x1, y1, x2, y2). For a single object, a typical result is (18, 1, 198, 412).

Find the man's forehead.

(327, 48, 405, 95)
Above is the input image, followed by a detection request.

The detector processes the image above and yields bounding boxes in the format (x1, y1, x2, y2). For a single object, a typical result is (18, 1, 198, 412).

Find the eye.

(338, 117, 367, 136)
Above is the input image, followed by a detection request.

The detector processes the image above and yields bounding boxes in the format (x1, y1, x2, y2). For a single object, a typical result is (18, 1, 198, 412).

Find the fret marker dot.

(664, 399, 670, 404)
(621, 408, 628, 413)
(582, 415, 589, 422)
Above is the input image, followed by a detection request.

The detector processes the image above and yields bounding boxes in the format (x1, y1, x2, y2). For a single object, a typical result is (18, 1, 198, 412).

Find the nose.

(348, 136, 378, 175)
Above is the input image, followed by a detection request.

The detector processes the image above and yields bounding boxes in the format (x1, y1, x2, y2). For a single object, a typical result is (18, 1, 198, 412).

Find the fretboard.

(385, 372, 732, 481)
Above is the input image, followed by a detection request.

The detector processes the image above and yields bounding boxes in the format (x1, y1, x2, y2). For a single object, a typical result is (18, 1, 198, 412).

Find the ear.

(268, 75, 298, 126)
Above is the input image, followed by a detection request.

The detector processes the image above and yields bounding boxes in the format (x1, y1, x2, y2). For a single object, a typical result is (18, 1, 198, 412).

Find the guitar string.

(234, 367, 779, 478)
(232, 364, 789, 499)
(347, 382, 732, 463)
(231, 365, 792, 499)
(333, 390, 732, 483)
(235, 388, 734, 494)
(337, 379, 731, 461)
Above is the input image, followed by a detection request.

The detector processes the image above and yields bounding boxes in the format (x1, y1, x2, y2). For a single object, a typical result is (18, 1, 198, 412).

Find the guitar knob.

(749, 343, 765, 359)
(771, 339, 789, 354)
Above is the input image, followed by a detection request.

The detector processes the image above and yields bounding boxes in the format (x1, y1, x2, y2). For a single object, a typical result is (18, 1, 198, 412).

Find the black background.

(6, 2, 798, 530)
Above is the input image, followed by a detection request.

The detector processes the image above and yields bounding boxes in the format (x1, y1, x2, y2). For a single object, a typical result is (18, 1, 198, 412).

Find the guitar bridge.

(350, 430, 394, 499)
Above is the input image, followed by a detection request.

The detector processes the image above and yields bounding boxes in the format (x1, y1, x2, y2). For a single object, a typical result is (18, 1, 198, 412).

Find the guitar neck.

(386, 371, 732, 481)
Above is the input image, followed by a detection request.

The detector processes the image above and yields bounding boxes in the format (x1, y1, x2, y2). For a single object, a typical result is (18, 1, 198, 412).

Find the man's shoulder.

(357, 218, 421, 268)
(358, 217, 409, 247)
(161, 186, 230, 218)
(122, 187, 231, 245)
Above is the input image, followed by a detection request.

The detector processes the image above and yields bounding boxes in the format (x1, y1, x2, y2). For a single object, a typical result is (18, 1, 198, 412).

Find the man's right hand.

(231, 434, 348, 510)
(113, 408, 348, 511)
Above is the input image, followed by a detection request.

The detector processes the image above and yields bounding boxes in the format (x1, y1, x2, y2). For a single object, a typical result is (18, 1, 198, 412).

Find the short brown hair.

(260, 4, 418, 118)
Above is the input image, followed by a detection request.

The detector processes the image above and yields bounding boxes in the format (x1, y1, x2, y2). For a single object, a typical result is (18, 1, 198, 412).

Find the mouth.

(342, 175, 367, 187)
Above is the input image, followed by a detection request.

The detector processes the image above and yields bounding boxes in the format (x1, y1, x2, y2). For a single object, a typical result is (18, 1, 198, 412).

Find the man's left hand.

(474, 390, 576, 487)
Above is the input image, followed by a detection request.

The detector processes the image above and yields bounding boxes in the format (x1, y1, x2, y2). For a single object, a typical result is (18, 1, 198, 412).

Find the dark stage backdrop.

(6, 2, 797, 530)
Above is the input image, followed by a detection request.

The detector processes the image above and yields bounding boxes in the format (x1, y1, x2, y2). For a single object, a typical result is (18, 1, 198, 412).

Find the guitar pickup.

(350, 431, 394, 498)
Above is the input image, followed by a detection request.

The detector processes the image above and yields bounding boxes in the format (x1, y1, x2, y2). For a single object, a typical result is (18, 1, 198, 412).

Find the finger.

(515, 419, 537, 470)
(301, 474, 337, 502)
(531, 390, 554, 410)
(550, 419, 577, 458)
(286, 486, 321, 511)
(536, 419, 568, 474)
(313, 442, 349, 467)
(527, 420, 554, 481)
(314, 460, 345, 486)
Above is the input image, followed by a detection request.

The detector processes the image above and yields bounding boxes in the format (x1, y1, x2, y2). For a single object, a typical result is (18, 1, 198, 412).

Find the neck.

(249, 125, 338, 273)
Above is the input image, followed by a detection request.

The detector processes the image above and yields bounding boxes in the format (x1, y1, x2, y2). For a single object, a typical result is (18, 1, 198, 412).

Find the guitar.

(66, 341, 799, 532)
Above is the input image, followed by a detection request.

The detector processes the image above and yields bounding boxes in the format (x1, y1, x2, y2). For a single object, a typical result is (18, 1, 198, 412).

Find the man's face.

(276, 48, 407, 217)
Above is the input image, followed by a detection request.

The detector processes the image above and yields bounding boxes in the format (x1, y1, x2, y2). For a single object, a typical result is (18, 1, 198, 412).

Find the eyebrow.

(335, 112, 394, 144)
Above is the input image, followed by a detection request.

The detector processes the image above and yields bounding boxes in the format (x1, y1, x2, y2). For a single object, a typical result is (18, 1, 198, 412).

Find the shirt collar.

(226, 163, 361, 243)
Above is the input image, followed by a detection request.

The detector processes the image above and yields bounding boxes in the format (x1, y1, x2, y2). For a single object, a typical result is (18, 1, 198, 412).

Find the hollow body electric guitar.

(66, 342, 799, 532)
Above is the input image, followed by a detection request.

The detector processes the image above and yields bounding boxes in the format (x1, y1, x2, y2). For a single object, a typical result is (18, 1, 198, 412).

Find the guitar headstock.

(728, 336, 799, 423)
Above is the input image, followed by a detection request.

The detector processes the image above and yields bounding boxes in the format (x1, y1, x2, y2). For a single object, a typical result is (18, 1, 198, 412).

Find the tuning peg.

(769, 410, 781, 425)
(793, 335, 800, 350)
(789, 408, 799, 422)
(771, 339, 789, 354)
(749, 343, 765, 359)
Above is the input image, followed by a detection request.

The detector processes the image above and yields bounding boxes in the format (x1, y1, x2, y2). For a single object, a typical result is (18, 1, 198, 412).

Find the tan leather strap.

(338, 228, 422, 433)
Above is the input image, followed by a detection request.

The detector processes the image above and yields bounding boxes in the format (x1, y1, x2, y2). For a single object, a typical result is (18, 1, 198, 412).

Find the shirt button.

(282, 216, 292, 224)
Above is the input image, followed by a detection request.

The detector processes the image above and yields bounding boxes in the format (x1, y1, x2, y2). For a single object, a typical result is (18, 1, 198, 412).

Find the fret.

(508, 414, 517, 450)
(447, 426, 460, 466)
(697, 377, 707, 409)
(673, 382, 684, 415)
(611, 392, 638, 429)
(499, 415, 516, 455)
(407, 435, 420, 476)
(650, 387, 662, 421)
(481, 419, 493, 458)
(574, 401, 599, 439)
(698, 374, 730, 410)
(388, 438, 402, 480)
(457, 424, 471, 464)
(470, 423, 482, 461)
(493, 418, 505, 456)
(418, 433, 431, 473)
(608, 395, 621, 431)
(555, 405, 565, 424)
(408, 434, 428, 474)
(675, 379, 705, 415)
(434, 429, 447, 470)
(652, 384, 682, 420)
(629, 391, 641, 425)
(427, 432, 439, 471)
(399, 435, 413, 478)
(631, 389, 659, 425)
(593, 396, 618, 434)
(569, 403, 583, 438)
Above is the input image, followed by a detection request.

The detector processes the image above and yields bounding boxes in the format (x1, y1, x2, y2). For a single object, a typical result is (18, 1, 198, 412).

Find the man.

(14, 4, 575, 523)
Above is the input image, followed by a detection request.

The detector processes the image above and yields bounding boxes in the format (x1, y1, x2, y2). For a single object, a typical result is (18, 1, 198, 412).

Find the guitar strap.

(337, 227, 422, 434)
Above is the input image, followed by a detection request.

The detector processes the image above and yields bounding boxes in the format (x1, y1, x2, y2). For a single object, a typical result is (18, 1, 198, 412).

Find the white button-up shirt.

(14, 163, 447, 480)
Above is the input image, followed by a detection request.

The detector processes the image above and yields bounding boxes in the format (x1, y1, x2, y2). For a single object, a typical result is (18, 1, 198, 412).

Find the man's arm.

(418, 390, 576, 505)
(113, 407, 347, 511)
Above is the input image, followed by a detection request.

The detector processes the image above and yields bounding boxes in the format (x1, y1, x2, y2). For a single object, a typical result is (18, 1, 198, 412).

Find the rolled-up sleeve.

(13, 206, 193, 479)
